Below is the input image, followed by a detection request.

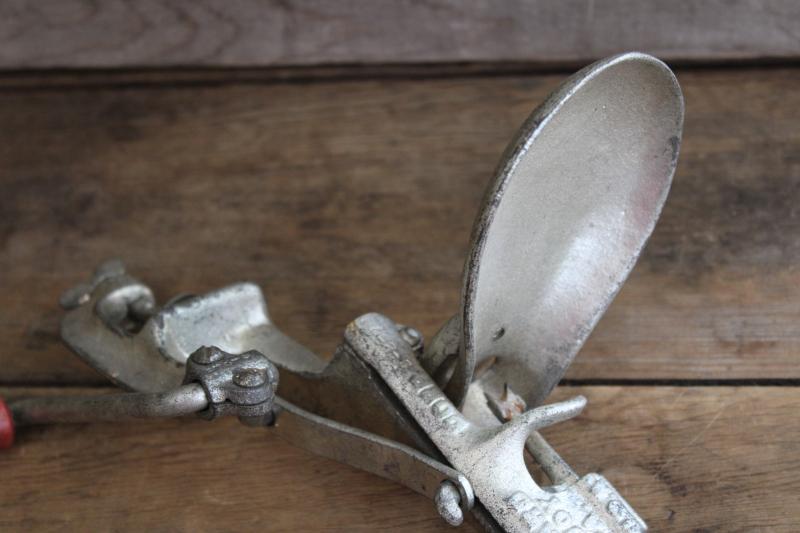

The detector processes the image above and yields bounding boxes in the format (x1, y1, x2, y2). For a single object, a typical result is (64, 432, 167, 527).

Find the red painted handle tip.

(0, 397, 14, 449)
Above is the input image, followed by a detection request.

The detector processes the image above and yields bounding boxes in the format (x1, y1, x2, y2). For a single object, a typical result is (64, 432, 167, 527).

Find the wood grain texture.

(0, 1, 799, 69)
(0, 385, 796, 531)
(0, 67, 798, 385)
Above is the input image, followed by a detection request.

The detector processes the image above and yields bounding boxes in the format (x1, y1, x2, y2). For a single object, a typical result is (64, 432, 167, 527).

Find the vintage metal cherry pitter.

(0, 53, 683, 532)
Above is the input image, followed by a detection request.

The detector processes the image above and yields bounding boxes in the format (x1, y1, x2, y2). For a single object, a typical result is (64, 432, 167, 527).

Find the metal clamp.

(6, 346, 278, 427)
(184, 346, 278, 422)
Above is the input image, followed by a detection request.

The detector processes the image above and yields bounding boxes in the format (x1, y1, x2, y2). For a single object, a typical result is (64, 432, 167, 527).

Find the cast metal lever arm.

(270, 396, 475, 526)
(0, 344, 476, 527)
(8, 384, 208, 426)
(346, 313, 646, 533)
(2, 383, 477, 527)
(0, 346, 279, 446)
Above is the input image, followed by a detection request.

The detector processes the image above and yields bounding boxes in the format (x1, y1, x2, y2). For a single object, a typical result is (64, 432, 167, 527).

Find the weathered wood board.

(0, 385, 796, 531)
(0, 68, 798, 385)
(1, 1, 799, 69)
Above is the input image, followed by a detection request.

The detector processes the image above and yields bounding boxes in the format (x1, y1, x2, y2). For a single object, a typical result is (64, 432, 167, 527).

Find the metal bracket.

(58, 259, 324, 393)
(183, 346, 279, 422)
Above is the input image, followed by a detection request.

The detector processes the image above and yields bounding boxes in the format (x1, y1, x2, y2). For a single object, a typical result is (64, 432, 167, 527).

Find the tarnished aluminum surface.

(347, 313, 645, 532)
(59, 260, 445, 450)
(10, 346, 278, 425)
(52, 258, 650, 530)
(426, 52, 684, 407)
(54, 263, 475, 524)
(9, 345, 473, 527)
(271, 396, 475, 526)
(9, 384, 209, 425)
(60, 260, 324, 393)
(183, 346, 278, 421)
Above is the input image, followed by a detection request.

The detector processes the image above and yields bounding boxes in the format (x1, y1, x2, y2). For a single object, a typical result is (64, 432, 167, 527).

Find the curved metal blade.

(445, 52, 684, 407)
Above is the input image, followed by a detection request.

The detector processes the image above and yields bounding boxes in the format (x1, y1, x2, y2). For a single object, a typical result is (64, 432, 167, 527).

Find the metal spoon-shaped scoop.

(428, 52, 684, 408)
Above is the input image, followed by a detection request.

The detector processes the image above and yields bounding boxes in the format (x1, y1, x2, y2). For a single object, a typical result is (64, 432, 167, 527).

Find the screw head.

(190, 346, 224, 365)
(399, 325, 423, 352)
(434, 481, 463, 526)
(233, 368, 266, 388)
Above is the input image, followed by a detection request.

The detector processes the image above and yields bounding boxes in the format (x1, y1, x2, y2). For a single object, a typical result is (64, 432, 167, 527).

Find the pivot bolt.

(398, 325, 423, 353)
(233, 368, 266, 388)
(190, 346, 225, 365)
(434, 481, 463, 526)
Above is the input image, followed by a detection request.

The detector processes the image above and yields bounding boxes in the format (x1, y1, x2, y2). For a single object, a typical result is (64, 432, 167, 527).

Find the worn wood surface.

(1, 1, 799, 70)
(1, 385, 797, 531)
(0, 67, 798, 385)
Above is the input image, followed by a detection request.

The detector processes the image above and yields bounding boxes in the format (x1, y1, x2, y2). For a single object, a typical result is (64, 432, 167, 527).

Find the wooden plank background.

(0, 0, 799, 69)
(1, 3, 799, 531)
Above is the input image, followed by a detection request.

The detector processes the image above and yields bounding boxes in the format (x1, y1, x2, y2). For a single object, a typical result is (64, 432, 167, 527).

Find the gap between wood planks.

(0, 58, 798, 93)
(1, 378, 798, 389)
